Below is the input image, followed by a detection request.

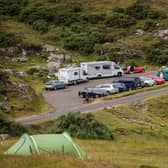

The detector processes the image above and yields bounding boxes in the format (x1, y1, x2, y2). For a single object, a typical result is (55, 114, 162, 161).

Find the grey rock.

(154, 29, 168, 39)
(43, 44, 55, 52)
(47, 61, 61, 72)
(12, 56, 28, 62)
(22, 49, 27, 56)
(28, 65, 41, 71)
(0, 48, 6, 52)
(136, 29, 144, 36)
(0, 102, 11, 112)
(2, 69, 13, 74)
(48, 52, 71, 62)
(7, 46, 19, 53)
(13, 71, 27, 77)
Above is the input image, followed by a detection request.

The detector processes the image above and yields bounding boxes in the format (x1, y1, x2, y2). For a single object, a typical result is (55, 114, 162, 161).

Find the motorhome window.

(95, 66, 100, 70)
(83, 71, 88, 75)
(114, 65, 120, 69)
(74, 72, 78, 75)
(103, 65, 110, 69)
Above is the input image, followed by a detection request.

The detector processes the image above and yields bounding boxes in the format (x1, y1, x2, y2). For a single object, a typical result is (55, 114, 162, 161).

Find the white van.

(80, 61, 123, 79)
(58, 67, 88, 85)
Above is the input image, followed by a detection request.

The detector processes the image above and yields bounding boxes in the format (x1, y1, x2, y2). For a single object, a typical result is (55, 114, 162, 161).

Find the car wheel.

(73, 80, 77, 85)
(97, 74, 102, 78)
(106, 91, 111, 96)
(117, 72, 122, 77)
(54, 87, 57, 90)
(80, 94, 84, 98)
(94, 94, 99, 98)
(144, 83, 149, 87)
(142, 69, 145, 73)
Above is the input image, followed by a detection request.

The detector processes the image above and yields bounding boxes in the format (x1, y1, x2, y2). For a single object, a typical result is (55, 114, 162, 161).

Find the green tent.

(5, 132, 88, 160)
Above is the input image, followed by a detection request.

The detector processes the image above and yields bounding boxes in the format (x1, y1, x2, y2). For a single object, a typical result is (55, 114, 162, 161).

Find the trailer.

(80, 61, 123, 79)
(58, 67, 88, 85)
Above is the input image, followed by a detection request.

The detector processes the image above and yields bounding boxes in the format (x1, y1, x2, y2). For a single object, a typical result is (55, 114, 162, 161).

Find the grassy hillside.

(1, 94, 168, 168)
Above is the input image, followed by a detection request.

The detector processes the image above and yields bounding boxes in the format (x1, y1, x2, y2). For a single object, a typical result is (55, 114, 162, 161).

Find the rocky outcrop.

(47, 52, 70, 62)
(42, 44, 71, 72)
(0, 46, 19, 53)
(154, 29, 168, 39)
(136, 29, 144, 36)
(11, 82, 32, 100)
(12, 56, 28, 62)
(47, 61, 61, 72)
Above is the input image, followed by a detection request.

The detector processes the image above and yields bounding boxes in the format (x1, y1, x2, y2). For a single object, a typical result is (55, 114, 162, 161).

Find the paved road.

(15, 70, 168, 124)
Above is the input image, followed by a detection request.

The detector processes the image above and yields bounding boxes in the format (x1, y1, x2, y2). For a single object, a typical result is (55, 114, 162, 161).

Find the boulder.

(0, 48, 6, 52)
(154, 29, 168, 39)
(13, 71, 27, 77)
(11, 82, 31, 100)
(12, 56, 28, 62)
(7, 46, 19, 53)
(43, 44, 55, 52)
(47, 61, 61, 72)
(136, 29, 144, 36)
(0, 102, 11, 112)
(2, 69, 13, 74)
(28, 65, 41, 71)
(48, 53, 70, 62)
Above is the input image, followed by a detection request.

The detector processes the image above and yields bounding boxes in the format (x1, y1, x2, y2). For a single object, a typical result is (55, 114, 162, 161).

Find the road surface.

(16, 87, 168, 124)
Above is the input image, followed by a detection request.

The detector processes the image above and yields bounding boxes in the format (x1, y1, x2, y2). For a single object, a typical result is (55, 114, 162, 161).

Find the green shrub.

(143, 19, 157, 31)
(145, 48, 168, 65)
(50, 112, 114, 140)
(0, 0, 28, 16)
(0, 32, 20, 47)
(105, 14, 136, 28)
(125, 1, 166, 20)
(139, 165, 159, 168)
(113, 7, 125, 13)
(19, 2, 82, 27)
(0, 113, 28, 136)
(0, 71, 9, 95)
(32, 19, 48, 33)
(64, 34, 95, 54)
(82, 13, 106, 24)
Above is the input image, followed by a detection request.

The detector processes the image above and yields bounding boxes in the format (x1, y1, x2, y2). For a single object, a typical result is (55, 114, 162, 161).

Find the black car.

(78, 87, 109, 98)
(112, 77, 142, 90)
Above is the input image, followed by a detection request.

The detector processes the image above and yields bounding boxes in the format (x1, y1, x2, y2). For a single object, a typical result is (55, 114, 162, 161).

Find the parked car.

(122, 65, 145, 74)
(139, 76, 156, 87)
(147, 76, 165, 85)
(78, 87, 109, 98)
(95, 84, 119, 94)
(112, 82, 127, 92)
(112, 77, 142, 90)
(45, 80, 67, 90)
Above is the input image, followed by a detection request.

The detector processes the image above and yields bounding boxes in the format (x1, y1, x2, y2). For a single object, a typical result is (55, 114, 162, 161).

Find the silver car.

(95, 83, 119, 94)
(139, 76, 156, 87)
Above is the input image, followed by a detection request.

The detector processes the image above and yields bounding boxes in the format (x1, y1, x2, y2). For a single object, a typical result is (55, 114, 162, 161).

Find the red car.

(147, 76, 165, 85)
(123, 66, 145, 74)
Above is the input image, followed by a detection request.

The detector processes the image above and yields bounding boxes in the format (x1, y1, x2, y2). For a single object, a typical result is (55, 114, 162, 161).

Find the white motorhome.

(80, 61, 123, 79)
(58, 67, 88, 85)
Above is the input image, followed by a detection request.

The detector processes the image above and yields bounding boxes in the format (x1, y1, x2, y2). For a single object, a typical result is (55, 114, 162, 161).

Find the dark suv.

(112, 77, 142, 90)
